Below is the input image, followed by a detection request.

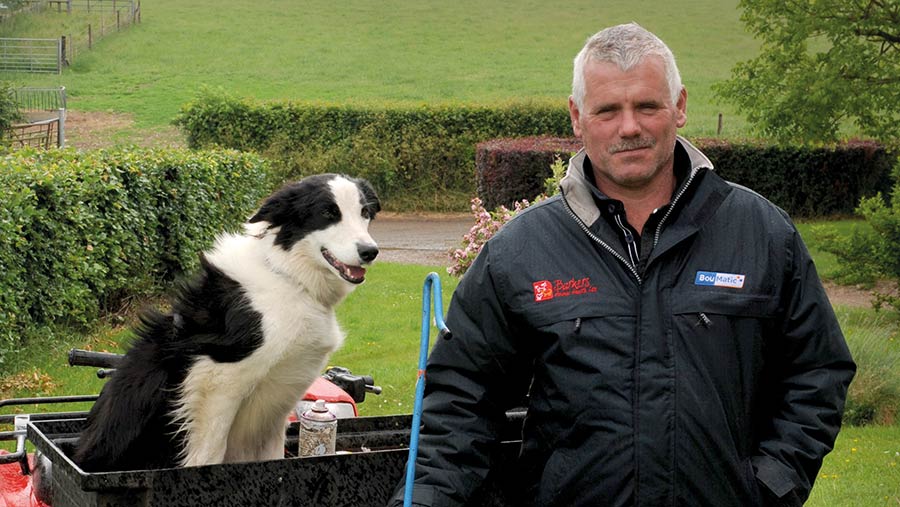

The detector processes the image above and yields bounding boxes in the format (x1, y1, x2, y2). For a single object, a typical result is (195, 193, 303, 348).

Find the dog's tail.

(73, 313, 186, 472)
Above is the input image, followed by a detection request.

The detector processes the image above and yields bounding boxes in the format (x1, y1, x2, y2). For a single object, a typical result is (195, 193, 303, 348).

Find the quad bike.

(0, 274, 524, 507)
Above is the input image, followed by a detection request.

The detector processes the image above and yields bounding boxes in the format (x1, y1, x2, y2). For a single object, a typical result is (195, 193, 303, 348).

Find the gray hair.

(571, 23, 683, 111)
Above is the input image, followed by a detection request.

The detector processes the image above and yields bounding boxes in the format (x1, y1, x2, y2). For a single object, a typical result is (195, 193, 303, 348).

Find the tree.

(715, 0, 899, 144)
(0, 83, 22, 143)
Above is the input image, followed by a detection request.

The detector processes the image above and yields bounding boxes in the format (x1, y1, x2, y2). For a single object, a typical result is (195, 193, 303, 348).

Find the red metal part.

(0, 451, 48, 507)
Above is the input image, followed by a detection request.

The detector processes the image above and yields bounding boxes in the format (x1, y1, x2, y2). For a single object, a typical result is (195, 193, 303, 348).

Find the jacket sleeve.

(752, 227, 856, 506)
(389, 241, 533, 507)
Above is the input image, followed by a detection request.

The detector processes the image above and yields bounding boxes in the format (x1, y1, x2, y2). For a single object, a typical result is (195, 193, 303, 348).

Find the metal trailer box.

(27, 413, 525, 506)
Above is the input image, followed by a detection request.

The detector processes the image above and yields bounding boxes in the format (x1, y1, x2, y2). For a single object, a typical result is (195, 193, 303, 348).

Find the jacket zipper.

(562, 196, 642, 284)
(653, 167, 701, 248)
(614, 214, 640, 269)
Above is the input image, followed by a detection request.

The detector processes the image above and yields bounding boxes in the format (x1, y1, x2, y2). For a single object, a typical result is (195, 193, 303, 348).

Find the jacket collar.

(559, 136, 714, 226)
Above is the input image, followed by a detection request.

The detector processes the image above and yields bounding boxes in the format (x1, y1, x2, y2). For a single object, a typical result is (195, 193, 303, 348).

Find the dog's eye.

(322, 205, 340, 220)
(361, 208, 371, 220)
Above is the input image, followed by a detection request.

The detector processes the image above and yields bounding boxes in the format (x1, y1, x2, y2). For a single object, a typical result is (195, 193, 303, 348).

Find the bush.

(0, 147, 270, 363)
(0, 82, 23, 142)
(696, 138, 893, 217)
(470, 137, 892, 218)
(173, 88, 573, 210)
(475, 136, 582, 210)
(817, 155, 900, 312)
(448, 157, 566, 277)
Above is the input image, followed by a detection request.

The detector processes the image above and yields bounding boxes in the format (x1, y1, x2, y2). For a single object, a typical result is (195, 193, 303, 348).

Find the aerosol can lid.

(302, 399, 337, 422)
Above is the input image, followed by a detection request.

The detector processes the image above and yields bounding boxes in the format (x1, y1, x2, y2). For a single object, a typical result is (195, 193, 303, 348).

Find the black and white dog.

(73, 174, 380, 472)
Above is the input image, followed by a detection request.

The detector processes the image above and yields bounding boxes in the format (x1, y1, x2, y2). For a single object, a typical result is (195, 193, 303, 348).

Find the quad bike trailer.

(1, 274, 525, 506)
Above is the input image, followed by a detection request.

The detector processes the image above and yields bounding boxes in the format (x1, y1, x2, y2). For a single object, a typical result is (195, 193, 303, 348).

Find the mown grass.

(1, 0, 759, 138)
(806, 425, 900, 506)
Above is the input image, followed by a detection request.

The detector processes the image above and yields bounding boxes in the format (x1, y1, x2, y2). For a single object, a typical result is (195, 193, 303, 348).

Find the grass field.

(1, 0, 759, 138)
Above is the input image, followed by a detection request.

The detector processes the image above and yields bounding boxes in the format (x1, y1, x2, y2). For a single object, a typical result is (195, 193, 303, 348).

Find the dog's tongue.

(347, 265, 366, 280)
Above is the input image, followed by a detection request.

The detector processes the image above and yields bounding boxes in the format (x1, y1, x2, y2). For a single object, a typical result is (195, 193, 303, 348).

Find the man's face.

(569, 56, 687, 195)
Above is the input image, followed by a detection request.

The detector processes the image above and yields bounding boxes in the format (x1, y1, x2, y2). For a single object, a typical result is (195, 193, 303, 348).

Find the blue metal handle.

(404, 272, 449, 507)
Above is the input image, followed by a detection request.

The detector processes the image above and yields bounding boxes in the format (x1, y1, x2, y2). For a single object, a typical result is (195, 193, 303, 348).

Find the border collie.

(73, 174, 380, 472)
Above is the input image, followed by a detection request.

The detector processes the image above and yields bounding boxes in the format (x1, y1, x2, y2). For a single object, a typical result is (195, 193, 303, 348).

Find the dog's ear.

(355, 178, 381, 218)
(248, 198, 282, 224)
(247, 200, 281, 224)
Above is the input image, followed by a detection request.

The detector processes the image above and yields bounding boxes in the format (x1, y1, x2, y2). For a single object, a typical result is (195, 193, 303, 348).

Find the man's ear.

(675, 87, 687, 128)
(568, 96, 583, 138)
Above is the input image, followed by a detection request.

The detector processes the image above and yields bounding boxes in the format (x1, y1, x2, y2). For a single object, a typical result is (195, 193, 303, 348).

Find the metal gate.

(8, 87, 67, 148)
(0, 37, 62, 74)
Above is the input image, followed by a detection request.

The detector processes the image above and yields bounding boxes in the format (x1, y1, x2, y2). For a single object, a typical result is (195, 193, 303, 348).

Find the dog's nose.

(358, 243, 379, 263)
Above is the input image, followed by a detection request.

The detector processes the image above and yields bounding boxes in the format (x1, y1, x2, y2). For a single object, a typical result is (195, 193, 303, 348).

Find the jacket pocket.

(670, 289, 778, 488)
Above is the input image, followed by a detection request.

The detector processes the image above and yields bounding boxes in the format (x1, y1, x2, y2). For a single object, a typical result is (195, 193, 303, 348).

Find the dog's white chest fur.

(173, 232, 346, 466)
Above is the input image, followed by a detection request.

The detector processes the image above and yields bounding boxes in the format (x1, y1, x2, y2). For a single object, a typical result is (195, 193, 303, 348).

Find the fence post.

(67, 0, 71, 14)
(117, 10, 120, 31)
(60, 35, 68, 67)
(57, 107, 66, 148)
(57, 37, 62, 74)
(88, 24, 92, 49)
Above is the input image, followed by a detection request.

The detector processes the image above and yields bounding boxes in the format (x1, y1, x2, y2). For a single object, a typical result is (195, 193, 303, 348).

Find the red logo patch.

(533, 280, 554, 302)
(533, 277, 598, 302)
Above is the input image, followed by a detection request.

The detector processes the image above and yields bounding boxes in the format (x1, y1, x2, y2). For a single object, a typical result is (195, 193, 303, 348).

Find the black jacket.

(392, 137, 855, 506)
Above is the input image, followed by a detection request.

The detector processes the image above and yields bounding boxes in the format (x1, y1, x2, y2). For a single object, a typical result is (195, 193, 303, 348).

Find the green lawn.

(807, 425, 900, 506)
(2, 0, 759, 138)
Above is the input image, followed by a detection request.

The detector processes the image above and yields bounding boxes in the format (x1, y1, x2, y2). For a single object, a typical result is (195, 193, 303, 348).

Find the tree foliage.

(0, 82, 23, 139)
(715, 0, 900, 144)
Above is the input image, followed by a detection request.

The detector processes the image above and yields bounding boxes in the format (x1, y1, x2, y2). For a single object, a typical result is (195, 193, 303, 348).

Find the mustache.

(608, 138, 656, 154)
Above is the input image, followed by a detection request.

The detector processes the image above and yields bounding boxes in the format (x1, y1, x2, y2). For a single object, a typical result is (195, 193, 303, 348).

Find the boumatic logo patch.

(695, 271, 746, 289)
(533, 277, 597, 302)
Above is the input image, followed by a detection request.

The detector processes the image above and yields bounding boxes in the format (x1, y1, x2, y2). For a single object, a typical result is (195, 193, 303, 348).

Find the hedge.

(0, 147, 270, 363)
(475, 137, 894, 217)
(173, 89, 573, 210)
(476, 136, 583, 209)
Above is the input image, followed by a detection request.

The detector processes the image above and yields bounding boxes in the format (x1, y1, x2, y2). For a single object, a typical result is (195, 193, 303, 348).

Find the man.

(391, 23, 855, 506)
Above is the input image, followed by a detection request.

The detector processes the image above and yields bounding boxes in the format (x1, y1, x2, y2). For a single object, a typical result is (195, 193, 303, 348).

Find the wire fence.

(0, 0, 140, 73)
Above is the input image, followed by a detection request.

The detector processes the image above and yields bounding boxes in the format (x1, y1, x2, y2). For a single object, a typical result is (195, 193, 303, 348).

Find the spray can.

(298, 399, 337, 457)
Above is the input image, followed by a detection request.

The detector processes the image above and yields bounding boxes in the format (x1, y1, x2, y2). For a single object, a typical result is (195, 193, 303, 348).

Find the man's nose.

(618, 109, 641, 137)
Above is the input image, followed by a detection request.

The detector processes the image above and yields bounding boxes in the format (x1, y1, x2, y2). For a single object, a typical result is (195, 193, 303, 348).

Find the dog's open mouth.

(321, 248, 367, 284)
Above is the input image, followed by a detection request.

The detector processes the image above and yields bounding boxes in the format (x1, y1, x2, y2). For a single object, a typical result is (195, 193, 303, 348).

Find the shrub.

(0, 147, 270, 363)
(0, 82, 23, 142)
(447, 197, 534, 277)
(475, 136, 582, 210)
(817, 155, 900, 313)
(696, 138, 893, 217)
(448, 157, 567, 278)
(174, 89, 573, 210)
(470, 137, 892, 217)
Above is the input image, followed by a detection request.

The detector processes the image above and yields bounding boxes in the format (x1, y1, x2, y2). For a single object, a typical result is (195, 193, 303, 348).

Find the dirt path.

(64, 111, 885, 309)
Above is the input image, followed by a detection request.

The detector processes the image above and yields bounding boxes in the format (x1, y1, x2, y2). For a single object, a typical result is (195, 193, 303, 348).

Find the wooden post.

(67, 0, 71, 14)
(717, 113, 723, 137)
(88, 24, 92, 49)
(60, 35, 68, 67)
(117, 10, 120, 31)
